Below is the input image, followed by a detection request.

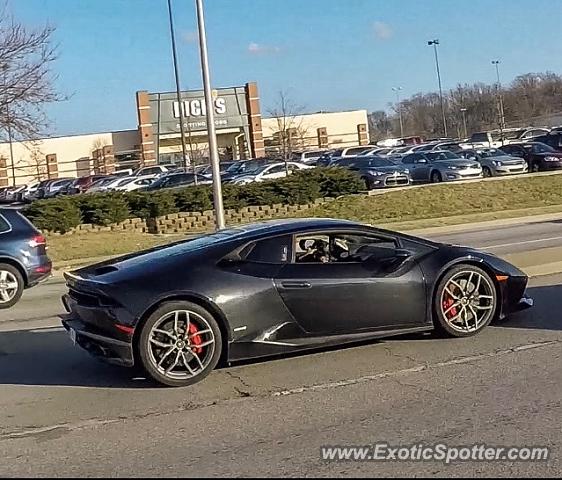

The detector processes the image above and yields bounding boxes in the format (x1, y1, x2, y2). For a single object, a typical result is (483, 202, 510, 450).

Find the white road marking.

(482, 235, 562, 250)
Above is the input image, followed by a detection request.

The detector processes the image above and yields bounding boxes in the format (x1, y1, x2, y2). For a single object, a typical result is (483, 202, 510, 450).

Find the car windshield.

(478, 149, 505, 158)
(360, 156, 393, 168)
(427, 151, 460, 161)
(531, 142, 556, 153)
(225, 161, 243, 173)
(117, 177, 135, 187)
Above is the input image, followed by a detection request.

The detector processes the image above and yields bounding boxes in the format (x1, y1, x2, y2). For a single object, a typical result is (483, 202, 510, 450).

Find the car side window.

(0, 214, 10, 233)
(293, 232, 398, 264)
(241, 235, 291, 264)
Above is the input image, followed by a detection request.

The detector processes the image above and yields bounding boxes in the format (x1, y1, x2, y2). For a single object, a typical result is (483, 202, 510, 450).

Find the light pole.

(167, 0, 189, 171)
(195, 0, 225, 230)
(392, 86, 404, 138)
(460, 108, 468, 139)
(492, 60, 505, 144)
(427, 39, 448, 138)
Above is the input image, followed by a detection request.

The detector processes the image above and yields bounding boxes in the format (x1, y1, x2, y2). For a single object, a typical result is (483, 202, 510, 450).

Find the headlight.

(544, 156, 560, 162)
(403, 168, 410, 174)
(368, 170, 384, 176)
(448, 165, 460, 170)
(493, 160, 503, 167)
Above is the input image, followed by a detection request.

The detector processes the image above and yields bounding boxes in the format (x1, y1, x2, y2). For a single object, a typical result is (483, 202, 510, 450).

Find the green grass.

(47, 232, 187, 264)
(297, 175, 562, 226)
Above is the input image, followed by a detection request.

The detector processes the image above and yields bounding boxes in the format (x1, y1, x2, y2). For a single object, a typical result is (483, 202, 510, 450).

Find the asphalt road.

(0, 220, 561, 477)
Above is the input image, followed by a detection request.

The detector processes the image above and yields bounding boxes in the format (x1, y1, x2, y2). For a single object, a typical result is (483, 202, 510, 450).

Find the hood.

(366, 165, 409, 174)
(435, 159, 480, 168)
(486, 155, 526, 165)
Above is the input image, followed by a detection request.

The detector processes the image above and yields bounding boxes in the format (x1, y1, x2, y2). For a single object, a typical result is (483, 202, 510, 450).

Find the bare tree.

(0, 6, 64, 141)
(15, 141, 47, 182)
(268, 90, 307, 174)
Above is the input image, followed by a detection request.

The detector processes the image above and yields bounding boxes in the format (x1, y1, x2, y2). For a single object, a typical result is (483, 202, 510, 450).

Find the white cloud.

(248, 42, 281, 55)
(373, 21, 393, 40)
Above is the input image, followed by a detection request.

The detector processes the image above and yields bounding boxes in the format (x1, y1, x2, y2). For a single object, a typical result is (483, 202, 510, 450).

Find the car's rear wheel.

(430, 170, 442, 183)
(532, 163, 540, 173)
(0, 264, 24, 309)
(434, 265, 497, 337)
(138, 301, 222, 387)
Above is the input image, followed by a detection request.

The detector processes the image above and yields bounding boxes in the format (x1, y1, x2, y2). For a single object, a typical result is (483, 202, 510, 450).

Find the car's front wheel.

(138, 301, 222, 387)
(0, 263, 24, 309)
(430, 170, 442, 183)
(434, 264, 497, 337)
(483, 166, 493, 177)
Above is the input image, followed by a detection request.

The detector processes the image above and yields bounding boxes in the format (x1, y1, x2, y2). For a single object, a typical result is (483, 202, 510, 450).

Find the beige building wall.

(262, 110, 369, 150)
(0, 130, 139, 186)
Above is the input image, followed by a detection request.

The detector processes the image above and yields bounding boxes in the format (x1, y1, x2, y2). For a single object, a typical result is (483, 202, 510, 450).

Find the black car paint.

(0, 209, 52, 287)
(61, 219, 531, 368)
(500, 143, 562, 171)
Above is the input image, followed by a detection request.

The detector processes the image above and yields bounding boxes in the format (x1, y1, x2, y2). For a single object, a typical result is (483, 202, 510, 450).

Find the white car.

(233, 162, 312, 185)
(113, 175, 156, 192)
(133, 165, 169, 177)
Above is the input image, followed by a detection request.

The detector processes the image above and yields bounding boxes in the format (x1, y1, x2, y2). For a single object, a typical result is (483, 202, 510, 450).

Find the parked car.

(330, 145, 378, 160)
(500, 142, 562, 172)
(112, 168, 134, 177)
(43, 178, 74, 198)
(112, 175, 157, 192)
(145, 172, 211, 191)
(0, 185, 27, 203)
(60, 218, 532, 386)
(87, 176, 121, 193)
(315, 150, 337, 167)
(502, 127, 551, 144)
(232, 161, 312, 185)
(533, 131, 562, 152)
(0, 209, 51, 308)
(133, 165, 169, 177)
(221, 159, 272, 182)
(291, 150, 329, 164)
(22, 182, 40, 202)
(68, 175, 108, 194)
(459, 148, 528, 177)
(400, 150, 483, 183)
(334, 155, 410, 189)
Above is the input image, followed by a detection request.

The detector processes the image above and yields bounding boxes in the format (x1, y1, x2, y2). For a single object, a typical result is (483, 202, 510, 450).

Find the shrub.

(78, 193, 131, 226)
(22, 167, 362, 232)
(23, 197, 82, 233)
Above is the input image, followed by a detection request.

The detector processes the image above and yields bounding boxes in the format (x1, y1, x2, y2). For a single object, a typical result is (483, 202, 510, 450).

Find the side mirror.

(417, 159, 428, 164)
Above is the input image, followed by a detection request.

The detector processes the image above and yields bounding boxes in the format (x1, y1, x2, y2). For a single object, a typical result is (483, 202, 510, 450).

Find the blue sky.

(11, 0, 562, 136)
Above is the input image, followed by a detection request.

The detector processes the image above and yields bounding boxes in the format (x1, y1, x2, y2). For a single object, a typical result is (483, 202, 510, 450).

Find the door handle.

(280, 281, 312, 289)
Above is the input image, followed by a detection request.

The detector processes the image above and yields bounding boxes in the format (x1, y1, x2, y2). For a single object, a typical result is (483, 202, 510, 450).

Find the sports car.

(61, 218, 533, 387)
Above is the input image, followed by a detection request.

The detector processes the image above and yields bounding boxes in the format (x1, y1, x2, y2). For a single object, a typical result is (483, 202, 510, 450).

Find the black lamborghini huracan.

(61, 218, 533, 386)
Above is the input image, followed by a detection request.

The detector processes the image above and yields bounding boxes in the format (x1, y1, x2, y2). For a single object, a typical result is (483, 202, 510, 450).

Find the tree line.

(369, 72, 562, 141)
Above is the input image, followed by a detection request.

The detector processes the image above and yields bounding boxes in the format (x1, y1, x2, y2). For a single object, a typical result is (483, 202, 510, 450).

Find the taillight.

(28, 234, 46, 248)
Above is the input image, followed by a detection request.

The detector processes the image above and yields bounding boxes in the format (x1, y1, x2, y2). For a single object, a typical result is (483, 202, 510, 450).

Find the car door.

(259, 164, 287, 182)
(409, 154, 431, 181)
(273, 230, 427, 335)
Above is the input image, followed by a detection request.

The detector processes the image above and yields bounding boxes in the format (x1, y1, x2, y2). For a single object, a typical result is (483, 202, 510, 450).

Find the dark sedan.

(500, 142, 562, 172)
(0, 209, 51, 308)
(144, 173, 211, 191)
(61, 218, 532, 387)
(334, 155, 410, 189)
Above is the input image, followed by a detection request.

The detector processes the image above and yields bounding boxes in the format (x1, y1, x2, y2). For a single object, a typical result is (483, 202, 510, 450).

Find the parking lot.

(1, 218, 560, 476)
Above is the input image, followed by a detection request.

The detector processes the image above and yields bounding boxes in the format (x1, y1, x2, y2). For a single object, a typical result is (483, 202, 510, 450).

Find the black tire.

(433, 264, 497, 338)
(0, 263, 24, 309)
(361, 176, 372, 190)
(430, 170, 442, 183)
(137, 301, 223, 387)
(483, 166, 493, 177)
(532, 163, 540, 173)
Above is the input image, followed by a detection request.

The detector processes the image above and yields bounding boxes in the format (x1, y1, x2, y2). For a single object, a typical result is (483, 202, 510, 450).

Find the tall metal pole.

(492, 60, 505, 145)
(460, 108, 468, 139)
(167, 0, 189, 170)
(195, 0, 225, 230)
(392, 87, 404, 138)
(428, 40, 448, 138)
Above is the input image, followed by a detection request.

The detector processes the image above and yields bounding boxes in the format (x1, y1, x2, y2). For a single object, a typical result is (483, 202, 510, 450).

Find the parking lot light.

(427, 39, 448, 138)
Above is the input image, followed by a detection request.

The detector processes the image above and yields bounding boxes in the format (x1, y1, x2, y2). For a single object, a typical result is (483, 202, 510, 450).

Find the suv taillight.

(28, 234, 46, 248)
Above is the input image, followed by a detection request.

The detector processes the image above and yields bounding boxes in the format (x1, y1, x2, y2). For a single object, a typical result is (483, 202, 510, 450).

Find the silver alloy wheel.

(0, 270, 19, 304)
(440, 270, 495, 333)
(147, 310, 216, 380)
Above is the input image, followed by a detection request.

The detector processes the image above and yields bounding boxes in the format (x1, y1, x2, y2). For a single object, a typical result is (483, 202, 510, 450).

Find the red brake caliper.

(443, 292, 458, 319)
(188, 323, 203, 354)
